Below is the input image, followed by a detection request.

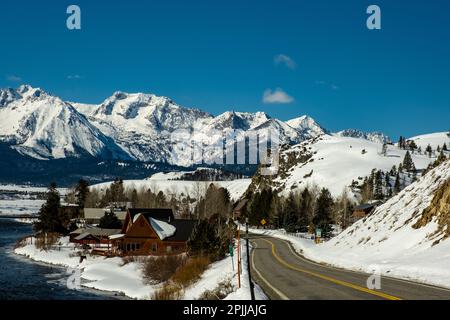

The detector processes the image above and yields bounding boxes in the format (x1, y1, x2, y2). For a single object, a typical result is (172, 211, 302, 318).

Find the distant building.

(70, 226, 121, 244)
(352, 201, 382, 222)
(83, 208, 127, 225)
(233, 199, 248, 220)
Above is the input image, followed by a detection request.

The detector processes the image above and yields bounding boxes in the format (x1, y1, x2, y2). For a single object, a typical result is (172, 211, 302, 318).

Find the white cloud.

(67, 74, 82, 80)
(263, 88, 294, 104)
(316, 80, 339, 91)
(6, 75, 22, 82)
(274, 54, 296, 70)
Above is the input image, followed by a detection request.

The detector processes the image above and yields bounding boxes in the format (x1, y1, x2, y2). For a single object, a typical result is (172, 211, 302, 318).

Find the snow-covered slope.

(309, 159, 450, 287)
(248, 134, 438, 198)
(335, 129, 391, 144)
(0, 85, 130, 160)
(409, 132, 450, 150)
(91, 177, 252, 202)
(250, 159, 450, 288)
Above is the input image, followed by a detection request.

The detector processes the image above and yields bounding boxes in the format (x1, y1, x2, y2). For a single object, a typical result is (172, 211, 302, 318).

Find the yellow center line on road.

(259, 238, 402, 301)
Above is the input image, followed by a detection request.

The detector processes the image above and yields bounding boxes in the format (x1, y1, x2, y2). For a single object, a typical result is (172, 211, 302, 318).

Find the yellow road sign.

(261, 218, 267, 226)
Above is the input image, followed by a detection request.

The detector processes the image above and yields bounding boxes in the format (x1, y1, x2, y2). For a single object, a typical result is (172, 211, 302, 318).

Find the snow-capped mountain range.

(0, 84, 427, 169)
(0, 85, 330, 165)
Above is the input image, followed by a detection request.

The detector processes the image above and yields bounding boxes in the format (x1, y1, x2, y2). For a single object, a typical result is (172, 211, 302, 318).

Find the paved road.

(250, 235, 450, 300)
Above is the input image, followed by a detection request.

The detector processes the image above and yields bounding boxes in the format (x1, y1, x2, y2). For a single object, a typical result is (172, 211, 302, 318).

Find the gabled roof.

(234, 199, 248, 211)
(127, 208, 174, 223)
(70, 226, 121, 237)
(74, 232, 100, 241)
(164, 219, 198, 242)
(354, 202, 382, 211)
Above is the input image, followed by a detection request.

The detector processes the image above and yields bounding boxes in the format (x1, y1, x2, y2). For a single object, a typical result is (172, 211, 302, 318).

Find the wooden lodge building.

(112, 208, 197, 256)
(70, 208, 197, 256)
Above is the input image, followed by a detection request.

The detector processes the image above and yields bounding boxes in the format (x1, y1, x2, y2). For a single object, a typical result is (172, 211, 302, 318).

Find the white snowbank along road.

(251, 159, 450, 289)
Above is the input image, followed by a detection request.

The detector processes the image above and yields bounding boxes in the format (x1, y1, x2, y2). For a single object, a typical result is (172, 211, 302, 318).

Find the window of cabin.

(151, 243, 157, 253)
(131, 243, 136, 251)
(166, 246, 172, 253)
(126, 243, 130, 251)
(136, 243, 140, 250)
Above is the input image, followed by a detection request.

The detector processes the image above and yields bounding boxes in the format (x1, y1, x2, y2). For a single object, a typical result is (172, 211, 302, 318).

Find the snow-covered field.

(91, 177, 251, 202)
(15, 236, 266, 300)
(0, 184, 68, 216)
(250, 160, 450, 289)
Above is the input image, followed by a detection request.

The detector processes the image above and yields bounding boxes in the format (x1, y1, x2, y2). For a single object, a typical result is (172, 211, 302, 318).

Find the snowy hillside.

(309, 159, 450, 287)
(335, 129, 391, 144)
(0, 85, 130, 160)
(248, 134, 442, 199)
(91, 177, 252, 202)
(409, 132, 450, 150)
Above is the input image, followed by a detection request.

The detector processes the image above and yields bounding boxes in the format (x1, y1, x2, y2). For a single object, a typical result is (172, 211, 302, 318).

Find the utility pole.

(246, 217, 255, 300)
(237, 226, 241, 288)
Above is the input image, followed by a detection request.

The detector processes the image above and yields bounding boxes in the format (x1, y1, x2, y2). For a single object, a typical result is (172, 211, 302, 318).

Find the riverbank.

(0, 219, 120, 300)
(15, 236, 267, 300)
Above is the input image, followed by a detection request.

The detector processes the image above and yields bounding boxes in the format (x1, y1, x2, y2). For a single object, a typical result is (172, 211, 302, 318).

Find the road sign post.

(315, 228, 322, 244)
(229, 243, 234, 271)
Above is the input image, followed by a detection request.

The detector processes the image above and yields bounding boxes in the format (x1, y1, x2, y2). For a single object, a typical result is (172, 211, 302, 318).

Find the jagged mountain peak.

(0, 87, 21, 107)
(208, 111, 271, 131)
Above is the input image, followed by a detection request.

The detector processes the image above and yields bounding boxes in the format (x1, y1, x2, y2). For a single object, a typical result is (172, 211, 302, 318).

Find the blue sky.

(0, 0, 449, 138)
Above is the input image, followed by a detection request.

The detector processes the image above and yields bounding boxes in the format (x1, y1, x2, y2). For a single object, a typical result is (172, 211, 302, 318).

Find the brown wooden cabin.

(352, 201, 382, 222)
(70, 227, 121, 245)
(112, 208, 197, 256)
(233, 199, 248, 220)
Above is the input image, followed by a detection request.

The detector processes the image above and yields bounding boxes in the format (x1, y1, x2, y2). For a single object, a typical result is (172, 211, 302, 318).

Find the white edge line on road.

(274, 237, 450, 294)
(250, 240, 290, 300)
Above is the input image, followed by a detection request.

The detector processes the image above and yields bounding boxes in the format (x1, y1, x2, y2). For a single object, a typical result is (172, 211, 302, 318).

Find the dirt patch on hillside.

(413, 178, 450, 244)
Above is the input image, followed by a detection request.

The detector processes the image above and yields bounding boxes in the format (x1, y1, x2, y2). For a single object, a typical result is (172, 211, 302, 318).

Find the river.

(0, 218, 121, 300)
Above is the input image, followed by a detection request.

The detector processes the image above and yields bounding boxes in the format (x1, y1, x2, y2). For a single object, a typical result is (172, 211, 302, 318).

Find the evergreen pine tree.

(298, 188, 313, 232)
(385, 172, 391, 188)
(373, 171, 384, 200)
(394, 173, 401, 194)
(283, 193, 298, 232)
(426, 144, 433, 158)
(99, 210, 122, 229)
(402, 151, 414, 172)
(443, 143, 448, 152)
(390, 165, 397, 176)
(74, 179, 89, 208)
(312, 188, 334, 238)
(34, 183, 67, 234)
